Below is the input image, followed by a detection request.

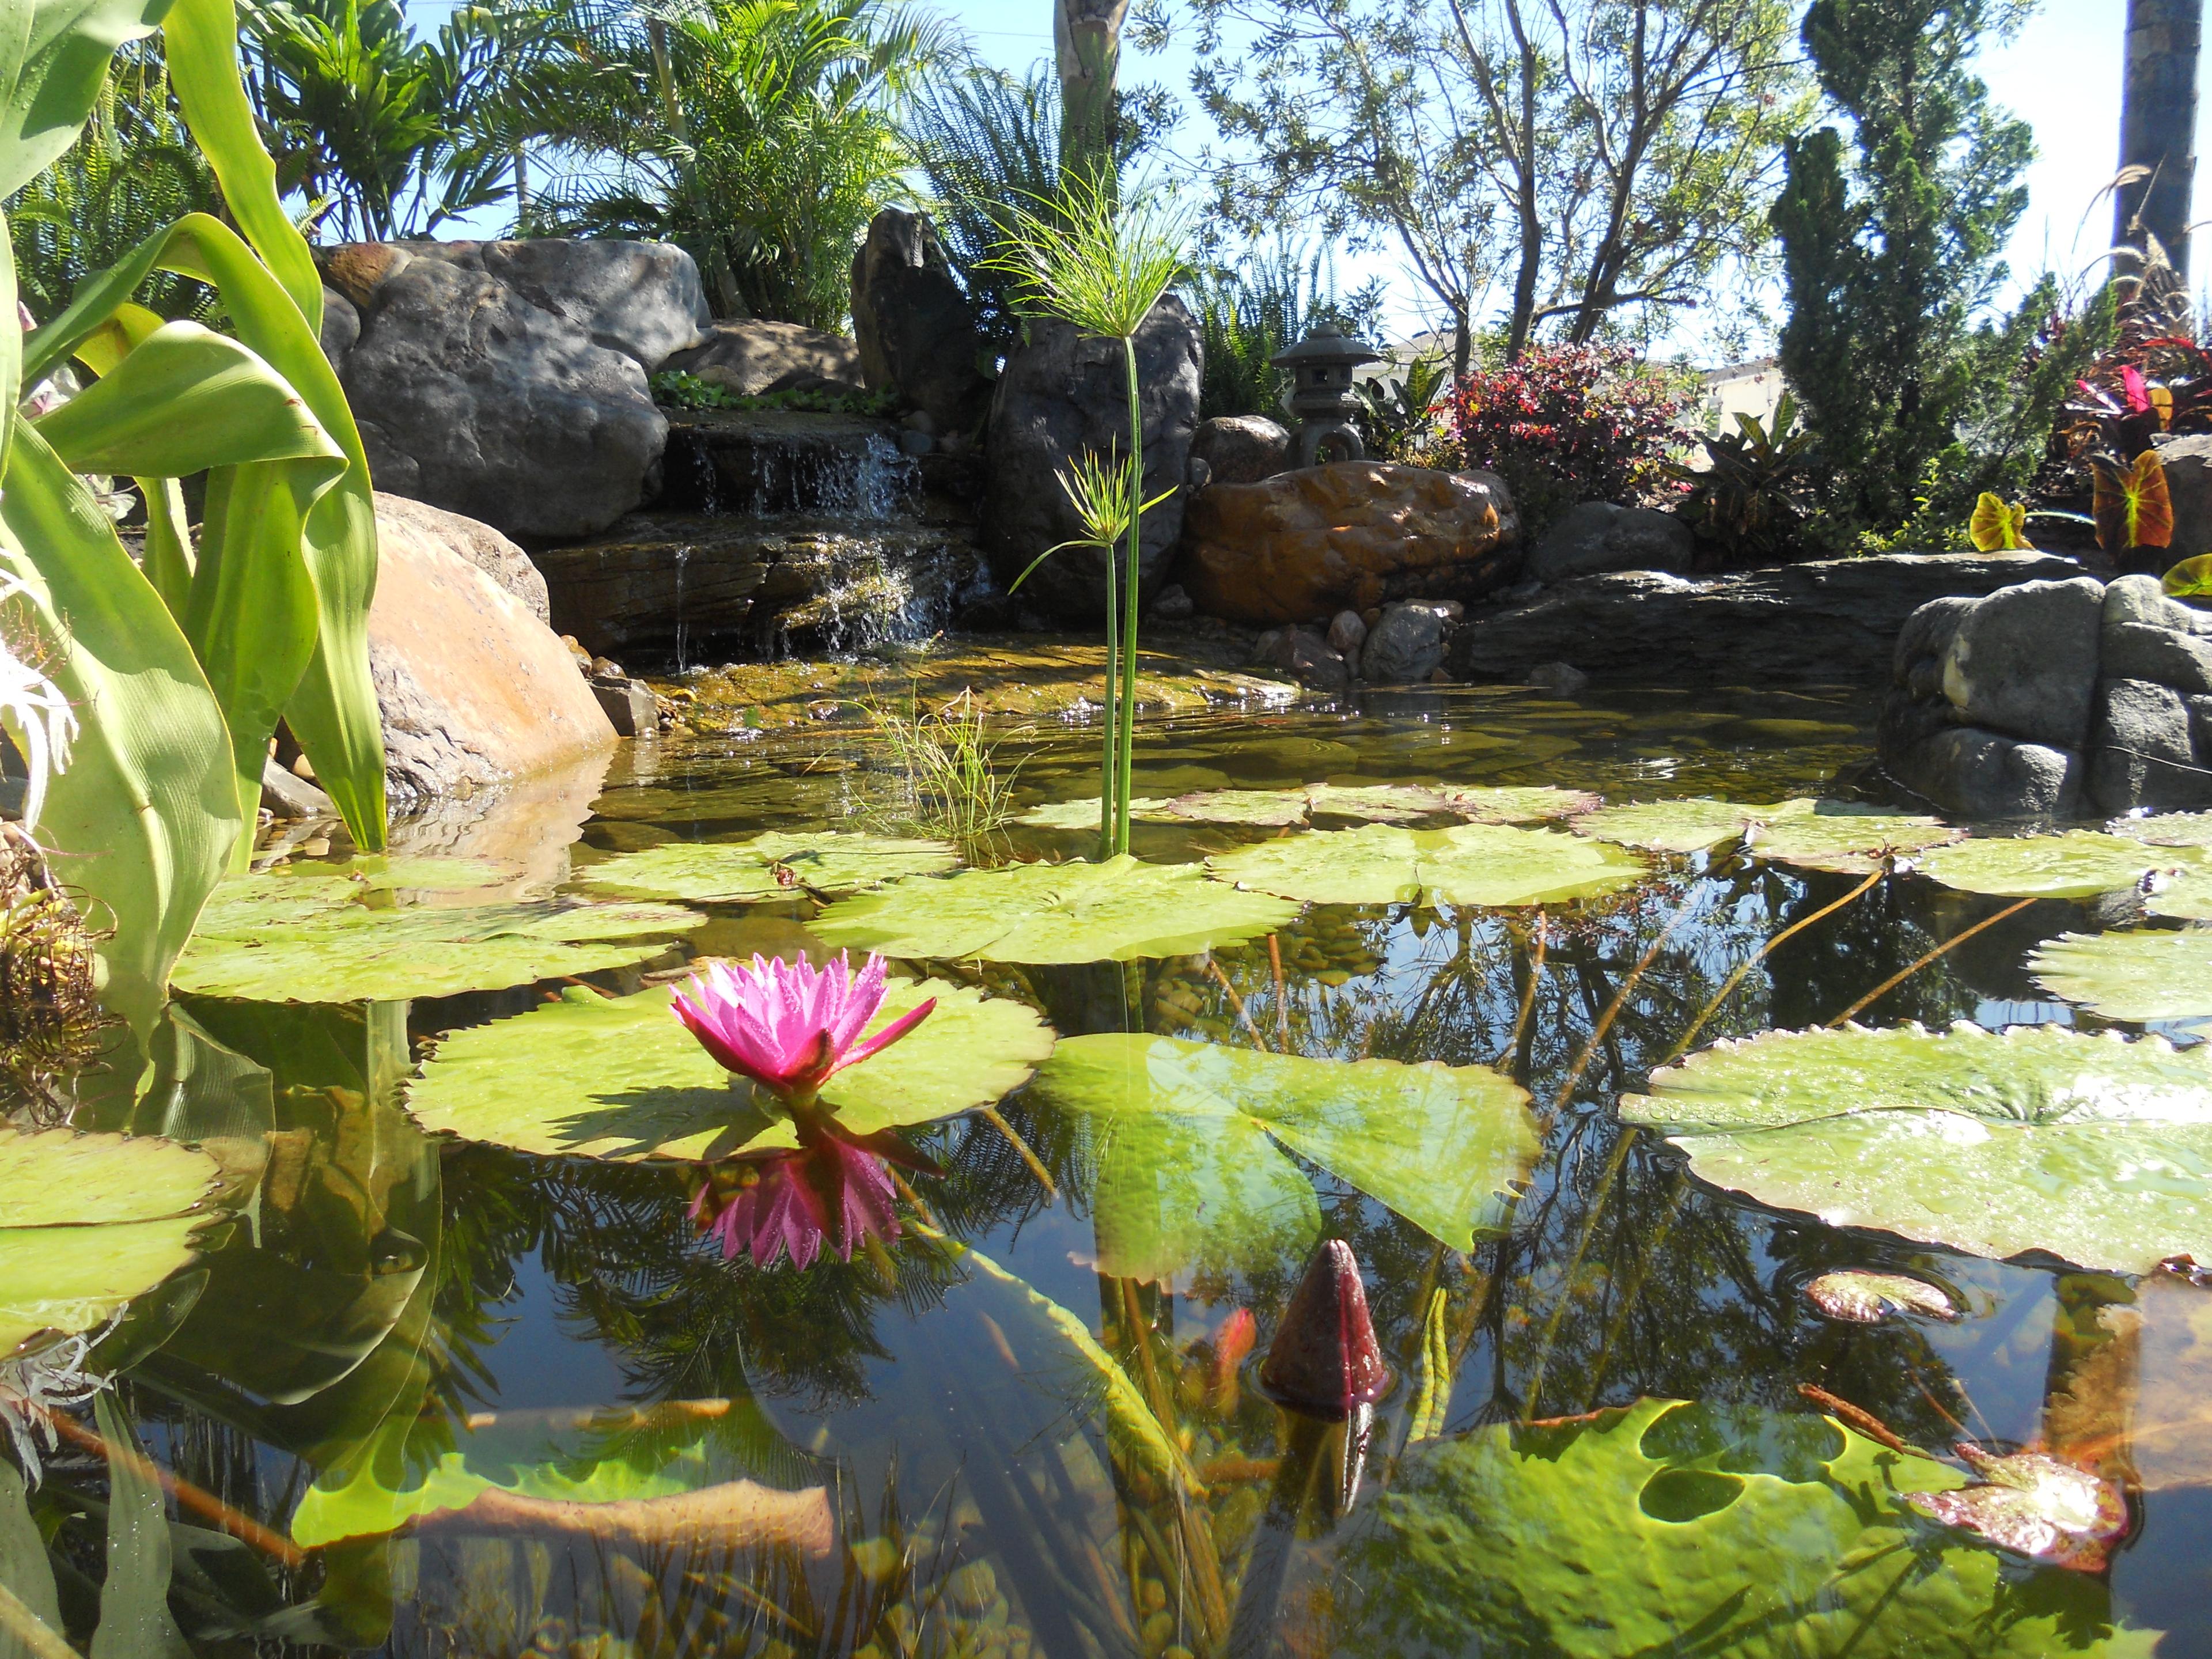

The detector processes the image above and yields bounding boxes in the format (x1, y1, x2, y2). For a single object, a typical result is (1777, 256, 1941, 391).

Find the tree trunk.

(1056, 0, 1130, 187)
(2116, 0, 2204, 275)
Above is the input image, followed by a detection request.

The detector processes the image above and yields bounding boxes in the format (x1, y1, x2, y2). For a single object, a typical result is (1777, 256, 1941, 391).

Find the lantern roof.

(1270, 321, 1383, 370)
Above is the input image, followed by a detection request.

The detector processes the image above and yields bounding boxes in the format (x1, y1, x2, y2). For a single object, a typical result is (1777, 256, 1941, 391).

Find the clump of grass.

(858, 688, 1025, 843)
(0, 823, 105, 1122)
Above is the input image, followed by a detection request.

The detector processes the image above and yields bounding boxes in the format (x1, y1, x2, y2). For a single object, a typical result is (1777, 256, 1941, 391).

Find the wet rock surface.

(657, 408, 915, 518)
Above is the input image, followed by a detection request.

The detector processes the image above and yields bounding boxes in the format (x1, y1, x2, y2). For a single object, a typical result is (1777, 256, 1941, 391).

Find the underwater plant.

(671, 950, 935, 1107)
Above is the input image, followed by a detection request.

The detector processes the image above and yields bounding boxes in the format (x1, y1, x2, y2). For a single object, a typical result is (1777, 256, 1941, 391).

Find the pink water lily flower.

(690, 1120, 936, 1270)
(672, 950, 934, 1105)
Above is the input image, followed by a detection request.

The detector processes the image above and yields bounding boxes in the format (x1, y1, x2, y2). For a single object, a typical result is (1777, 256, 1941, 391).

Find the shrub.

(1445, 343, 1695, 536)
(1665, 392, 1817, 564)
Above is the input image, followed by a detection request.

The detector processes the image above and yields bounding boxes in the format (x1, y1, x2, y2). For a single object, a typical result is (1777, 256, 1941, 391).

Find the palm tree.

(2116, 0, 2205, 275)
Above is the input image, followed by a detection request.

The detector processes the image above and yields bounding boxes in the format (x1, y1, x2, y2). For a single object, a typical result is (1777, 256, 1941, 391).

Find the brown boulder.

(1180, 463, 1520, 624)
(1191, 414, 1291, 486)
(371, 498, 618, 804)
(663, 320, 863, 397)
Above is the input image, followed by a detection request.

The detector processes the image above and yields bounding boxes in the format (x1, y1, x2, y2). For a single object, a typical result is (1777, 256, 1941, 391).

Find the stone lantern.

(1272, 321, 1383, 468)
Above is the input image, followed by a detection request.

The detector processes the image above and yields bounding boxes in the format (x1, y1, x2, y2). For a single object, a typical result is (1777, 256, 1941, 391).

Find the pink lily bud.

(1259, 1238, 1389, 1420)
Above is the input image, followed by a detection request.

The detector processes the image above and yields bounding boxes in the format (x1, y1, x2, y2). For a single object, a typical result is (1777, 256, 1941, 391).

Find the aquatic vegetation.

(1573, 795, 1963, 870)
(0, 830, 103, 1112)
(671, 950, 936, 1106)
(2111, 810, 2212, 847)
(858, 687, 1025, 842)
(1906, 1444, 2129, 1574)
(1918, 830, 2210, 899)
(0, 1323, 105, 1485)
(1022, 781, 1604, 831)
(814, 854, 1300, 963)
(407, 976, 1052, 1160)
(0, 579, 75, 832)
(1027, 1033, 1537, 1279)
(1624, 1023, 2212, 1274)
(2029, 928, 2212, 1022)
(1207, 821, 1647, 908)
(1802, 1270, 1960, 1324)
(0, 1127, 223, 1356)
(1257, 1238, 1389, 1420)
(579, 828, 957, 904)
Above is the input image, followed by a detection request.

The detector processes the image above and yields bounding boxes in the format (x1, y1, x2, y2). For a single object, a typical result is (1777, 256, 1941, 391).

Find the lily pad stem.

(1551, 894, 1704, 1117)
(1666, 866, 1885, 1062)
(1505, 915, 1549, 1066)
(1206, 956, 1274, 1052)
(1828, 898, 2036, 1027)
(979, 1104, 1057, 1199)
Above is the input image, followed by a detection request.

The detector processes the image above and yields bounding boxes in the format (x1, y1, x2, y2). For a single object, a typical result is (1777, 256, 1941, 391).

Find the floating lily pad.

(577, 831, 958, 904)
(1017, 797, 1173, 830)
(1623, 1023, 2212, 1274)
(1804, 1271, 1960, 1323)
(1302, 782, 1452, 821)
(2148, 871, 2212, 922)
(174, 874, 704, 1002)
(406, 977, 1054, 1161)
(1206, 823, 1646, 908)
(1441, 786, 1603, 824)
(1749, 813, 1967, 874)
(2029, 930, 2212, 1022)
(2110, 812, 2212, 849)
(1027, 1033, 1539, 1281)
(1336, 1397, 2146, 1656)
(1163, 789, 1313, 827)
(1573, 797, 1774, 853)
(1574, 797, 1961, 870)
(1906, 1445, 2127, 1573)
(813, 855, 1300, 963)
(0, 1128, 224, 1357)
(1918, 832, 2203, 899)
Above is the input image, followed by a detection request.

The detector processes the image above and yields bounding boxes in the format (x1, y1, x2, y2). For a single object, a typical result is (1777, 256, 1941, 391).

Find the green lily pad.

(173, 874, 704, 1003)
(1206, 823, 1647, 908)
(1441, 786, 1603, 824)
(1027, 1033, 1538, 1282)
(318, 853, 520, 891)
(576, 831, 958, 904)
(2110, 812, 2212, 849)
(1622, 1022, 2212, 1274)
(1018, 797, 1174, 830)
(1302, 782, 1452, 821)
(1918, 832, 2206, 899)
(0, 1128, 224, 1357)
(1572, 797, 1767, 853)
(406, 976, 1054, 1161)
(2148, 870, 2212, 922)
(813, 855, 1300, 963)
(1337, 1397, 2149, 1657)
(1164, 789, 1313, 827)
(2029, 930, 2212, 1022)
(1748, 813, 1967, 874)
(1804, 1270, 1960, 1323)
(1574, 797, 1961, 870)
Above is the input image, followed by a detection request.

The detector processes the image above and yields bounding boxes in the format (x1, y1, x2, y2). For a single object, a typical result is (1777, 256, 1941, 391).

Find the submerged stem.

(1828, 897, 2037, 1027)
(980, 1105, 1058, 1199)
(1666, 866, 1886, 1063)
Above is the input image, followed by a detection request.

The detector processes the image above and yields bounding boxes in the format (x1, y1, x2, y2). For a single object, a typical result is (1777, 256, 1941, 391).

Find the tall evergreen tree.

(1771, 0, 2038, 533)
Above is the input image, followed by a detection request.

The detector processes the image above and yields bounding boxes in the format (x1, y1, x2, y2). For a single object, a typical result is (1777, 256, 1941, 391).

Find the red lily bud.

(1260, 1239, 1389, 1420)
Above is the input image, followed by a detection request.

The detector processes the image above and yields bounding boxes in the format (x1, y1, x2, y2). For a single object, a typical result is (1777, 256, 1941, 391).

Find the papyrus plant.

(0, 0, 386, 1035)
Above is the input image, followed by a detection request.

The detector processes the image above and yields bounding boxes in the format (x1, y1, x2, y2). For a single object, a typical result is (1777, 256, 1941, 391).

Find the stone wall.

(1880, 574, 2212, 820)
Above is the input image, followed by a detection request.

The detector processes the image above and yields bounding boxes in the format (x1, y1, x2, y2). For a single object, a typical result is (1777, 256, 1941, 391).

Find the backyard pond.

(10, 678, 2212, 1658)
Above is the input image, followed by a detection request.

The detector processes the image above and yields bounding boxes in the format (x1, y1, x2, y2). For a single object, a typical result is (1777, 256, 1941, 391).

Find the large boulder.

(1525, 501, 1694, 583)
(2152, 431, 2212, 575)
(321, 238, 708, 541)
(370, 495, 618, 804)
(1359, 600, 1456, 683)
(983, 295, 1201, 622)
(1181, 463, 1520, 624)
(661, 320, 863, 397)
(374, 491, 550, 623)
(850, 207, 991, 434)
(1937, 577, 2105, 749)
(1190, 415, 1291, 487)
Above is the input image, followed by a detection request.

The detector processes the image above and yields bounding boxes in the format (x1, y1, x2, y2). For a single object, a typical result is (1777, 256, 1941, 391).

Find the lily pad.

(576, 831, 958, 904)
(1574, 797, 1961, 870)
(1572, 797, 1775, 853)
(1918, 832, 2204, 899)
(1622, 1023, 2212, 1274)
(0, 1128, 224, 1357)
(2110, 812, 2212, 849)
(1804, 1271, 1960, 1323)
(173, 874, 704, 1002)
(1302, 783, 1452, 822)
(406, 977, 1054, 1161)
(1018, 796, 1173, 830)
(1206, 823, 1646, 908)
(1163, 789, 1313, 827)
(1336, 1397, 2148, 1656)
(1906, 1445, 2127, 1573)
(1027, 1033, 1538, 1282)
(1440, 786, 1602, 824)
(2029, 929, 2212, 1022)
(812, 855, 1300, 963)
(2147, 870, 2212, 922)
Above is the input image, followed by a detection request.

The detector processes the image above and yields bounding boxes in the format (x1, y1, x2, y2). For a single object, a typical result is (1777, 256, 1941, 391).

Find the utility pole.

(1056, 0, 1130, 187)
(2116, 0, 2205, 275)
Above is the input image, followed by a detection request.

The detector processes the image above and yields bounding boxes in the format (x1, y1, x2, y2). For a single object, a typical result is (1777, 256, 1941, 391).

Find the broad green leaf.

(0, 1461, 63, 1644)
(578, 831, 958, 904)
(0, 1127, 221, 1356)
(1020, 795, 1173, 829)
(1303, 782, 1452, 821)
(1622, 1023, 2212, 1273)
(1019, 783, 1577, 832)
(89, 1395, 189, 1659)
(0, 0, 173, 200)
(2110, 812, 2212, 849)
(173, 875, 703, 1002)
(1573, 797, 1770, 853)
(1918, 832, 2208, 899)
(2029, 930, 2212, 1022)
(1335, 1397, 2149, 1657)
(0, 426, 239, 1035)
(1207, 822, 1646, 908)
(815, 854, 1300, 963)
(1574, 797, 1960, 870)
(1803, 1270, 1959, 1323)
(405, 977, 1054, 1160)
(1442, 785, 1601, 823)
(1165, 789, 1312, 826)
(1749, 810, 1966, 874)
(2148, 871, 2212, 922)
(304, 852, 521, 892)
(1028, 1033, 1539, 1281)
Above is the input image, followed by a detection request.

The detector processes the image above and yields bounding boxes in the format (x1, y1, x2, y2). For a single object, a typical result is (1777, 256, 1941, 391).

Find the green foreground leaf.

(2029, 930, 2212, 1023)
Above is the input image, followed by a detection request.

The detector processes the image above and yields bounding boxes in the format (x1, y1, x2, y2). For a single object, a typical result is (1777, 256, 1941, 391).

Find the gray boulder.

(984, 294, 1202, 622)
(2090, 677, 2212, 813)
(2153, 432, 2212, 575)
(1881, 719, 2085, 821)
(1191, 415, 1292, 486)
(320, 238, 706, 541)
(1361, 601, 1453, 683)
(1525, 501, 1694, 584)
(1252, 626, 1349, 688)
(1938, 577, 2104, 749)
(850, 207, 991, 434)
(662, 320, 862, 397)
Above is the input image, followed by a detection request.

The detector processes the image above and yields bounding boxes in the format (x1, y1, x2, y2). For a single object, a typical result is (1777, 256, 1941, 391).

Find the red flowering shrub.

(1445, 343, 1697, 537)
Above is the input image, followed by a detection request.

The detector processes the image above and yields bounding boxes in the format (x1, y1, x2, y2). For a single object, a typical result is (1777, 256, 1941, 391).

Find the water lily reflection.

(690, 1119, 937, 1270)
(672, 950, 934, 1105)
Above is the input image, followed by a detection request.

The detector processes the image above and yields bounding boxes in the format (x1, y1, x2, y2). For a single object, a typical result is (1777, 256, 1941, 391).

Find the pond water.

(13, 679, 2212, 1658)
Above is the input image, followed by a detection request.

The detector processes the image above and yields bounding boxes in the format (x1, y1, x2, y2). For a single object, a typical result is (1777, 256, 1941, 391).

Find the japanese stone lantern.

(1272, 322, 1383, 468)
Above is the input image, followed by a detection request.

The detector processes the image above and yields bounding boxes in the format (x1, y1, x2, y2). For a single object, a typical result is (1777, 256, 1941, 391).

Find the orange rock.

(1179, 462, 1521, 624)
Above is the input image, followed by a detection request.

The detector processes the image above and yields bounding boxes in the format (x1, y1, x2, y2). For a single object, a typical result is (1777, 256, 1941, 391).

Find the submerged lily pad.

(812, 855, 1300, 963)
(0, 1128, 224, 1356)
(406, 977, 1054, 1161)
(577, 831, 958, 904)
(2029, 930, 2212, 1022)
(1623, 1023, 2212, 1274)
(1918, 832, 2205, 899)
(174, 874, 704, 1002)
(1206, 822, 1646, 908)
(1574, 797, 1962, 870)
(1336, 1397, 2145, 1656)
(1027, 1033, 1538, 1282)
(1804, 1271, 1960, 1324)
